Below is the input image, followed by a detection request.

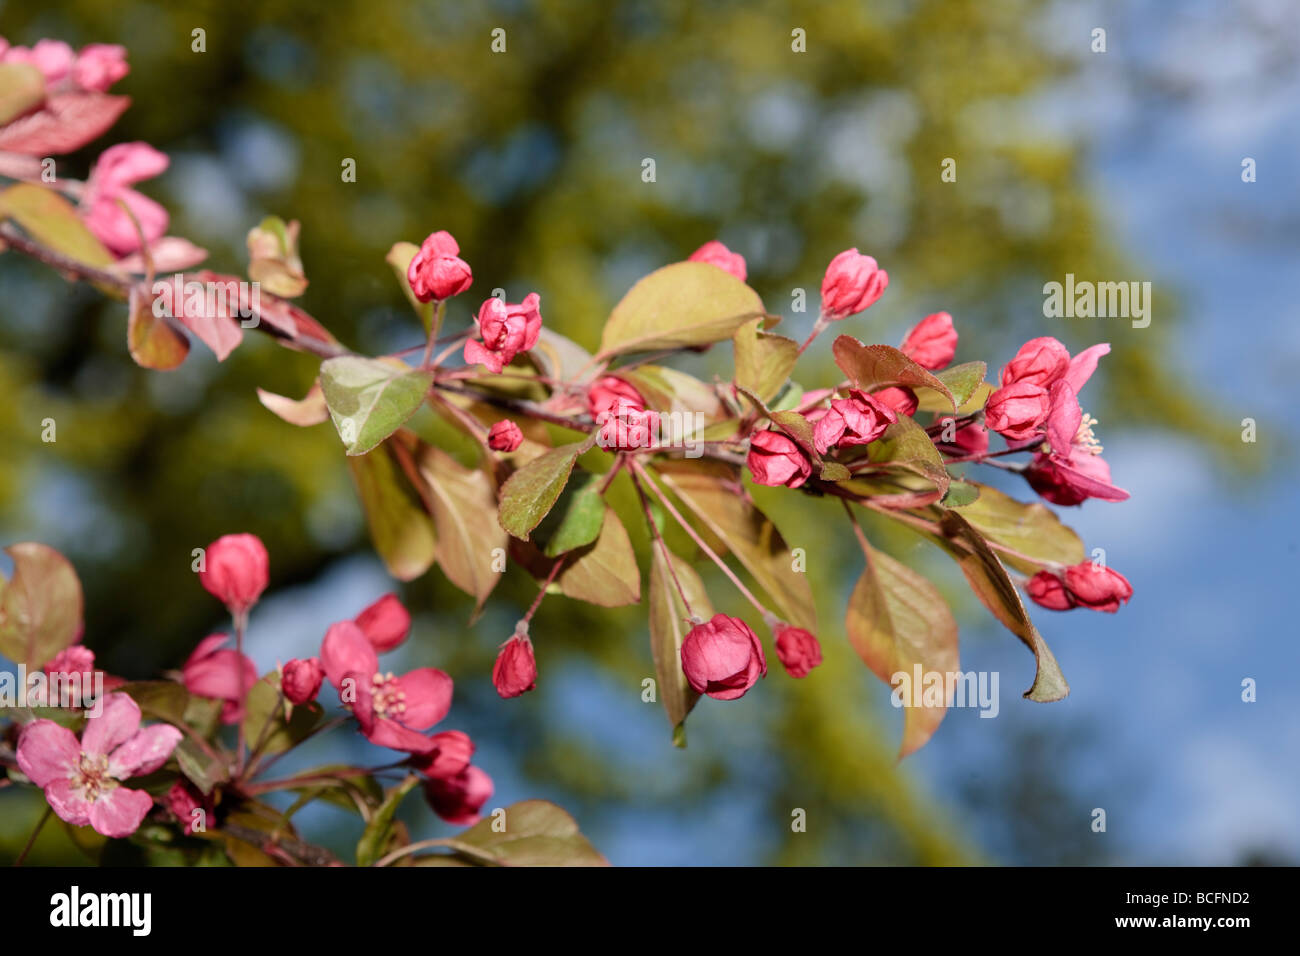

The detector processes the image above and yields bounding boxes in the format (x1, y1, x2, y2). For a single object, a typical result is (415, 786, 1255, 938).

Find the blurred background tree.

(3, 0, 1276, 865)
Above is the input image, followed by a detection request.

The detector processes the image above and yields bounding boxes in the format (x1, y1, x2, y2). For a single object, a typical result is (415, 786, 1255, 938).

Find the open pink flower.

(1023, 381, 1129, 505)
(320, 621, 452, 754)
(16, 693, 181, 838)
(183, 634, 258, 724)
(80, 142, 170, 255)
(464, 293, 543, 373)
(688, 240, 747, 281)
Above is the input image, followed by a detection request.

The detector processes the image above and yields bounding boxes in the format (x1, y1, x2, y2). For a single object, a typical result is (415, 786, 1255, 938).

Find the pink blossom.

(424, 765, 493, 826)
(984, 382, 1051, 441)
(198, 533, 268, 615)
(320, 621, 452, 754)
(587, 376, 646, 417)
(813, 388, 897, 455)
(1063, 562, 1133, 613)
(2, 39, 75, 86)
(1022, 381, 1129, 505)
(183, 634, 258, 724)
(681, 614, 767, 700)
(463, 293, 543, 373)
(16, 693, 181, 838)
(820, 248, 888, 320)
(407, 230, 472, 302)
(81, 142, 170, 255)
(411, 730, 475, 780)
(773, 625, 822, 678)
(487, 419, 523, 452)
(492, 633, 537, 699)
(747, 429, 812, 488)
(1026, 571, 1075, 611)
(281, 657, 324, 705)
(872, 385, 919, 417)
(688, 240, 747, 281)
(900, 312, 957, 370)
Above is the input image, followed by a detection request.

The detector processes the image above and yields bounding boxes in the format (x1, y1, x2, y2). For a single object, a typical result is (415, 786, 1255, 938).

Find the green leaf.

(915, 361, 988, 413)
(117, 680, 221, 737)
(530, 327, 597, 385)
(553, 506, 641, 606)
(846, 543, 959, 758)
(385, 241, 434, 334)
(941, 480, 980, 508)
(127, 285, 190, 371)
(319, 355, 434, 456)
(0, 542, 83, 669)
(946, 482, 1085, 574)
(175, 738, 227, 795)
(860, 416, 951, 506)
(357, 773, 420, 866)
(417, 445, 507, 617)
(347, 435, 437, 581)
(654, 460, 816, 631)
(0, 63, 45, 125)
(0, 183, 116, 272)
(242, 673, 322, 758)
(537, 472, 606, 558)
(598, 261, 766, 356)
(497, 438, 594, 541)
(648, 547, 709, 742)
(832, 336, 955, 411)
(443, 800, 608, 866)
(733, 317, 798, 404)
(621, 365, 725, 418)
(930, 509, 1069, 703)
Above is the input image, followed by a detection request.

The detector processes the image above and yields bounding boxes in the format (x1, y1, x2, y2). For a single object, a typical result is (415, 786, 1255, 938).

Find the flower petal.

(89, 786, 154, 838)
(108, 724, 183, 779)
(81, 693, 141, 757)
(43, 779, 92, 827)
(320, 621, 378, 691)
(16, 720, 80, 787)
(1063, 343, 1109, 394)
(396, 668, 454, 730)
(365, 717, 438, 754)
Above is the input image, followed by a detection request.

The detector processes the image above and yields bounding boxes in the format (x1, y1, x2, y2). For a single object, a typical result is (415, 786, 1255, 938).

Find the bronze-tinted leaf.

(648, 546, 709, 742)
(0, 542, 83, 669)
(347, 436, 437, 581)
(832, 336, 955, 410)
(418, 445, 507, 616)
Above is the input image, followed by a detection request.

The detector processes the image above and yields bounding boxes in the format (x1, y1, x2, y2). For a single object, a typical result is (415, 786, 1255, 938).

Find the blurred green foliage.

(0, 0, 1185, 864)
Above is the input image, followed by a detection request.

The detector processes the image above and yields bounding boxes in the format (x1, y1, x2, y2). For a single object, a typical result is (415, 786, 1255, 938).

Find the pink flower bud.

(820, 248, 888, 320)
(282, 657, 324, 705)
(412, 730, 475, 779)
(813, 388, 897, 455)
(353, 593, 411, 652)
(464, 293, 543, 373)
(198, 533, 269, 614)
(984, 383, 1051, 441)
(871, 385, 919, 417)
(487, 419, 523, 452)
(688, 240, 747, 281)
(952, 421, 989, 457)
(747, 429, 812, 488)
(71, 43, 129, 92)
(164, 781, 206, 835)
(1026, 571, 1075, 611)
(407, 230, 473, 302)
(597, 403, 659, 451)
(492, 633, 537, 698)
(1062, 563, 1133, 613)
(1000, 336, 1071, 388)
(586, 375, 646, 416)
(681, 614, 767, 700)
(424, 764, 493, 826)
(773, 624, 822, 678)
(900, 312, 957, 370)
